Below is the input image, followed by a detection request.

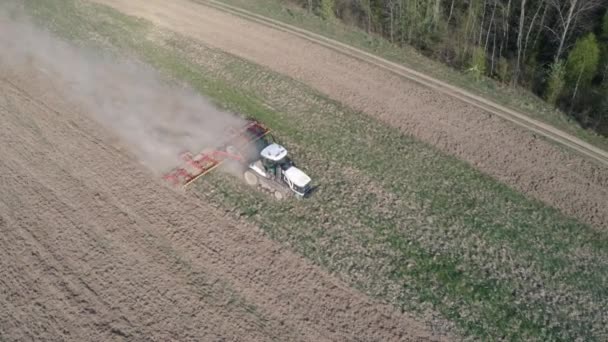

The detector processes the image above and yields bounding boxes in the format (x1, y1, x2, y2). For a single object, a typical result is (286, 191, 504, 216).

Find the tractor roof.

(261, 143, 287, 161)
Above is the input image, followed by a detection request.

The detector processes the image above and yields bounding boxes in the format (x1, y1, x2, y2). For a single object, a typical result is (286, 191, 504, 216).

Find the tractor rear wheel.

(243, 170, 258, 186)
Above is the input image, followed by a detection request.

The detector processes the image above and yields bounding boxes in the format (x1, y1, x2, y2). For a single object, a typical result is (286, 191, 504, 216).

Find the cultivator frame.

(163, 119, 272, 188)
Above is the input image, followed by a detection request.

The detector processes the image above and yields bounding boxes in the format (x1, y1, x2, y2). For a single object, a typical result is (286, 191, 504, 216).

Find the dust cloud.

(0, 7, 246, 174)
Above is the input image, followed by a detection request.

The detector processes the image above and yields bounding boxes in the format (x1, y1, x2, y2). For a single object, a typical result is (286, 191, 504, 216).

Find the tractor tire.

(243, 170, 258, 186)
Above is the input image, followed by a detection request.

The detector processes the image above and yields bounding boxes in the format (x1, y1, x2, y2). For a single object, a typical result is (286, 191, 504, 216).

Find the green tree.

(468, 46, 487, 81)
(600, 12, 608, 85)
(545, 61, 566, 106)
(496, 57, 510, 83)
(566, 33, 600, 87)
(600, 43, 608, 85)
(601, 11, 608, 41)
(596, 90, 608, 134)
(319, 0, 334, 20)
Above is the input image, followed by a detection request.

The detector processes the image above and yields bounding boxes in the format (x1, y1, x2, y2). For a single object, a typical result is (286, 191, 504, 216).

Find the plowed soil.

(94, 0, 608, 229)
(0, 65, 442, 340)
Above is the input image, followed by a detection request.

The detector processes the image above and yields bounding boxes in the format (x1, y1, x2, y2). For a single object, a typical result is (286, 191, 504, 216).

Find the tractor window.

(262, 158, 278, 176)
(262, 158, 274, 168)
(253, 138, 269, 154)
(277, 157, 294, 170)
(264, 134, 276, 144)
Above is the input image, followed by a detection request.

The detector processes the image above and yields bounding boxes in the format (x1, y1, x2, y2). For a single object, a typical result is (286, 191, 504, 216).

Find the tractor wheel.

(273, 191, 285, 201)
(243, 170, 258, 186)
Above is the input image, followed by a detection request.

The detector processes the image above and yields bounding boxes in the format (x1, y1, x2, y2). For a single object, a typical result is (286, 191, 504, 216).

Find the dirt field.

(0, 62, 444, 341)
(94, 0, 608, 229)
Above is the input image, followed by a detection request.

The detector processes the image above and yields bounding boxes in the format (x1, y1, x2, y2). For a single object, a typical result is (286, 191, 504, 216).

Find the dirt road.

(208, 0, 608, 166)
(0, 66, 443, 340)
(94, 0, 608, 229)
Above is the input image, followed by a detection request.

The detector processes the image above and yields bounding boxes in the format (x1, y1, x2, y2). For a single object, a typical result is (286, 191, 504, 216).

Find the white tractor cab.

(241, 135, 312, 200)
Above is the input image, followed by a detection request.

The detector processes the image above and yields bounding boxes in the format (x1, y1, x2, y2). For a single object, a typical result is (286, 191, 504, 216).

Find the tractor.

(163, 119, 313, 200)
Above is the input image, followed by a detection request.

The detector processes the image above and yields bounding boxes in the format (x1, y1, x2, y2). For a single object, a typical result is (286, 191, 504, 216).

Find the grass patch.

(217, 0, 608, 151)
(17, 0, 608, 340)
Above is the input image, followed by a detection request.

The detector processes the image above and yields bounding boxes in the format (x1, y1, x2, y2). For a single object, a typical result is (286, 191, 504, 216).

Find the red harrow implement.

(163, 119, 271, 188)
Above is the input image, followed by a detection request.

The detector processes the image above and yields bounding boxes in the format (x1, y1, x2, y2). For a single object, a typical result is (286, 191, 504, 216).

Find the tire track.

(0, 81, 298, 342)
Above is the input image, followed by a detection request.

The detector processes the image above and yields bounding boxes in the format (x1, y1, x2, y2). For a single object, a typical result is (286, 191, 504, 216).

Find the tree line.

(293, 0, 608, 135)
